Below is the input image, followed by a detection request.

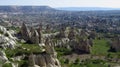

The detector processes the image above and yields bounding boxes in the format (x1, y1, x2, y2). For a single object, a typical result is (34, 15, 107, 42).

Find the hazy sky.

(0, 0, 120, 8)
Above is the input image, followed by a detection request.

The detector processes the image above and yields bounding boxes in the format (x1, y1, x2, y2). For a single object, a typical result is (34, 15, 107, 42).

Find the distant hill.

(56, 7, 120, 11)
(0, 6, 56, 13)
(1, 6, 120, 13)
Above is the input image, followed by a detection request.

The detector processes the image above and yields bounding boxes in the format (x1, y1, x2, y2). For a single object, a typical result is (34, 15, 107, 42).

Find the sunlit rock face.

(0, 25, 19, 66)
(0, 25, 17, 49)
(0, 25, 7, 34)
(28, 38, 61, 67)
(0, 51, 8, 64)
(29, 54, 61, 67)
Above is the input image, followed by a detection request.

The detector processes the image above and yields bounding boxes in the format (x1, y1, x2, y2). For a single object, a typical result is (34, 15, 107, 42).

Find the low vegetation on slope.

(5, 42, 42, 58)
(91, 39, 110, 55)
(56, 38, 120, 67)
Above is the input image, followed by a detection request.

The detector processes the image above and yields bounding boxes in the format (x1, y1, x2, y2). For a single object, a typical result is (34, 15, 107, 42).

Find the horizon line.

(0, 5, 120, 8)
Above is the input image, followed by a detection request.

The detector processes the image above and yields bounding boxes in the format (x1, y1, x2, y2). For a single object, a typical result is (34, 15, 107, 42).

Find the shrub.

(64, 59, 69, 64)
(2, 63, 12, 67)
(74, 58, 80, 64)
(4, 33, 9, 37)
(0, 30, 3, 34)
(92, 59, 105, 64)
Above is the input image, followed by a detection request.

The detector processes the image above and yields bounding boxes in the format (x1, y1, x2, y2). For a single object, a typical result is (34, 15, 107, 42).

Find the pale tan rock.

(45, 38, 56, 55)
(0, 26, 17, 49)
(0, 51, 8, 64)
(28, 38, 61, 67)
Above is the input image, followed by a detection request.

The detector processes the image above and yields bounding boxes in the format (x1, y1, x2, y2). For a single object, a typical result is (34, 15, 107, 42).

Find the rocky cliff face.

(0, 25, 19, 67)
(18, 23, 95, 66)
(20, 23, 31, 41)
(53, 28, 93, 54)
(31, 30, 39, 44)
(111, 36, 120, 52)
(20, 23, 43, 44)
(29, 53, 61, 67)
(0, 25, 18, 49)
(0, 51, 8, 64)
(0, 25, 61, 67)
(28, 38, 61, 67)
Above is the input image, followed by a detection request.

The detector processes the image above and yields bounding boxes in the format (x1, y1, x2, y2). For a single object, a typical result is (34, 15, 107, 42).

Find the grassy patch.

(55, 47, 72, 57)
(86, 64, 108, 67)
(2, 63, 12, 67)
(21, 43, 42, 54)
(7, 26, 20, 32)
(5, 42, 42, 58)
(91, 39, 110, 55)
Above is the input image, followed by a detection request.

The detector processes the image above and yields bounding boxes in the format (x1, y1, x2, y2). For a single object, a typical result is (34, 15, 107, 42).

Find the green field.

(91, 39, 110, 55)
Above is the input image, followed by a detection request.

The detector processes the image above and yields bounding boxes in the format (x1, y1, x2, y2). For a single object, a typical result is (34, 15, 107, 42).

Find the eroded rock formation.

(28, 38, 61, 67)
(20, 23, 43, 44)
(53, 27, 93, 54)
(0, 25, 17, 49)
(37, 25, 43, 43)
(111, 36, 120, 52)
(31, 30, 39, 44)
(20, 23, 31, 41)
(0, 51, 8, 64)
(71, 39, 91, 53)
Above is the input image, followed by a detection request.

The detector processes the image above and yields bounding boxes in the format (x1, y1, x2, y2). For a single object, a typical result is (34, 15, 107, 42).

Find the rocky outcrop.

(0, 25, 8, 34)
(20, 23, 43, 44)
(0, 25, 18, 49)
(29, 53, 61, 67)
(28, 38, 61, 67)
(53, 28, 93, 54)
(111, 36, 120, 52)
(0, 25, 20, 67)
(52, 38, 70, 48)
(56, 27, 66, 39)
(0, 51, 8, 65)
(31, 30, 39, 44)
(68, 27, 76, 40)
(37, 25, 43, 43)
(79, 29, 89, 38)
(71, 39, 91, 53)
(20, 23, 31, 41)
